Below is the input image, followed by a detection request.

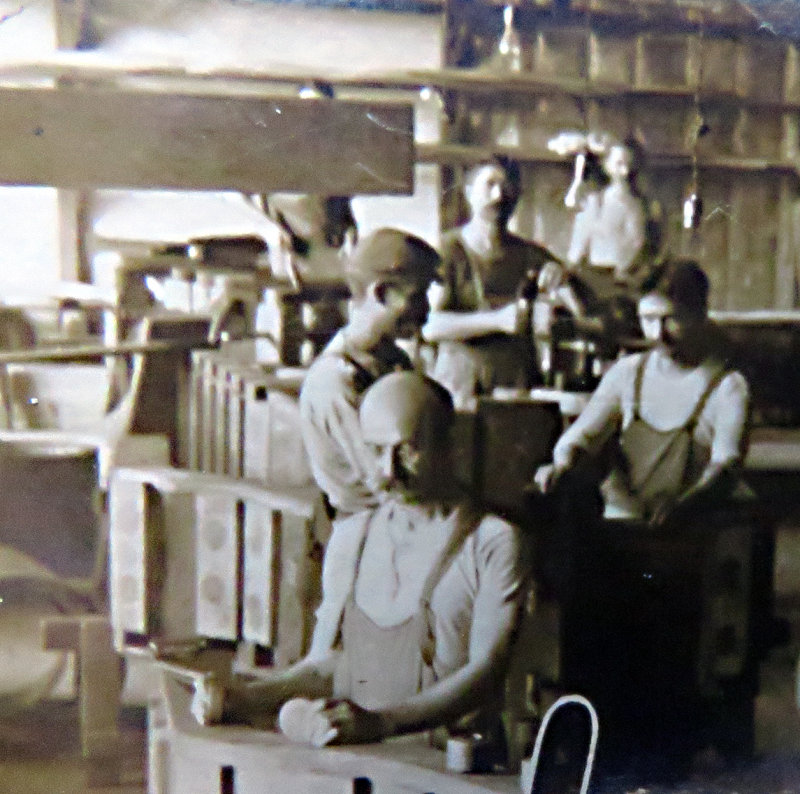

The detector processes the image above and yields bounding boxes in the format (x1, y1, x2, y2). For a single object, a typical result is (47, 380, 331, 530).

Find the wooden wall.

(436, 0, 800, 310)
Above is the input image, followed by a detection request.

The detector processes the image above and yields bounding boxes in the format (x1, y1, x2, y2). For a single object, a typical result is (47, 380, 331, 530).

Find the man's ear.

(369, 281, 389, 305)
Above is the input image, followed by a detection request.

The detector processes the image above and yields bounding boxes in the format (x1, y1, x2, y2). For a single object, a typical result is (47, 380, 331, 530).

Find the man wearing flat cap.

(299, 227, 440, 521)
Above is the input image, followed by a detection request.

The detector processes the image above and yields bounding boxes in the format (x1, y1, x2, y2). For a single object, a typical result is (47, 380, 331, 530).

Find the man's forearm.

(225, 655, 337, 722)
(423, 309, 515, 343)
(374, 651, 507, 738)
(678, 461, 736, 506)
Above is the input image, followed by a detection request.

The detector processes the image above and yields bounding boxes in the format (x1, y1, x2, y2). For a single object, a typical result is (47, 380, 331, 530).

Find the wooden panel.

(0, 87, 414, 194)
(274, 512, 317, 667)
(241, 505, 280, 648)
(188, 350, 209, 471)
(635, 34, 691, 88)
(785, 45, 800, 104)
(775, 177, 797, 310)
(242, 381, 312, 488)
(108, 479, 149, 649)
(736, 38, 787, 104)
(732, 109, 784, 160)
(630, 97, 691, 155)
(588, 31, 635, 85)
(695, 105, 739, 158)
(159, 491, 198, 642)
(534, 28, 587, 81)
(695, 177, 730, 311)
(699, 36, 739, 94)
(728, 177, 778, 310)
(194, 493, 240, 640)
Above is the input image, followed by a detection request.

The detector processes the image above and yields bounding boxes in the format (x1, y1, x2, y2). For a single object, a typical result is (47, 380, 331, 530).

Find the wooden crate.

(109, 467, 322, 667)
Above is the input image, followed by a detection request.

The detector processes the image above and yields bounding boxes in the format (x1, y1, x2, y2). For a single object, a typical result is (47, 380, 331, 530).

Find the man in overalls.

(299, 228, 440, 519)
(192, 372, 525, 749)
(533, 260, 751, 768)
(534, 259, 749, 522)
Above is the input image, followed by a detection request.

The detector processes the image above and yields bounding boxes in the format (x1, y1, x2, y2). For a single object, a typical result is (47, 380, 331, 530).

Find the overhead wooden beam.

(0, 87, 414, 194)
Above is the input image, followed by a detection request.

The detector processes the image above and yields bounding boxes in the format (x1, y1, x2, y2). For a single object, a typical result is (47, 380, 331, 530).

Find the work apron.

(333, 506, 481, 710)
(603, 351, 729, 520)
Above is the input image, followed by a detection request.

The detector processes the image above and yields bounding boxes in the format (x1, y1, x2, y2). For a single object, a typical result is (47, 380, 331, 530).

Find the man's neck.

(462, 217, 505, 255)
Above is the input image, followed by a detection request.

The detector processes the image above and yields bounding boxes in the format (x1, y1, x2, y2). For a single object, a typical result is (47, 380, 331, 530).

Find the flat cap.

(345, 228, 440, 291)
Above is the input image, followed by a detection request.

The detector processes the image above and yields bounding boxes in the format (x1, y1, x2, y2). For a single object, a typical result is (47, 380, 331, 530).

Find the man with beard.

(423, 158, 562, 407)
(190, 372, 524, 750)
(299, 228, 440, 519)
(534, 259, 749, 524)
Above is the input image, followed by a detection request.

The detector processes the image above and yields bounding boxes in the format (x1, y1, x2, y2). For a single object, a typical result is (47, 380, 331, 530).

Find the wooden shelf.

(417, 142, 800, 176)
(455, 0, 787, 44)
(2, 58, 799, 112)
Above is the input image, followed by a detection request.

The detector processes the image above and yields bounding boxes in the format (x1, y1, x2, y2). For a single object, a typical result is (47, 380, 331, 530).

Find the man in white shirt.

(192, 372, 524, 748)
(299, 228, 440, 517)
(535, 259, 749, 524)
(531, 261, 751, 766)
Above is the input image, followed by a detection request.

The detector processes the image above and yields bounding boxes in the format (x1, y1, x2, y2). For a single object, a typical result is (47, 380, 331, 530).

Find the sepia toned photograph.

(0, 0, 799, 792)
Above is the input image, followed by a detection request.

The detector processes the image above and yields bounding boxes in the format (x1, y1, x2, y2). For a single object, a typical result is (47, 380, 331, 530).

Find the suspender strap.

(341, 353, 377, 395)
(419, 503, 483, 666)
(632, 351, 651, 420)
(633, 352, 728, 430)
(454, 235, 488, 311)
(686, 367, 729, 430)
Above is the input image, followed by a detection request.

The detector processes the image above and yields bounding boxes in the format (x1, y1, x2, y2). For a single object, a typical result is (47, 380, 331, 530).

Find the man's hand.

(495, 301, 525, 335)
(533, 463, 563, 494)
(318, 699, 388, 745)
(189, 672, 226, 726)
(647, 494, 681, 529)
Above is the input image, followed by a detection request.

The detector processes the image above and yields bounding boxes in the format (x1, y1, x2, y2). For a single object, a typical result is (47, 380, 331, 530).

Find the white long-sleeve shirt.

(553, 348, 750, 517)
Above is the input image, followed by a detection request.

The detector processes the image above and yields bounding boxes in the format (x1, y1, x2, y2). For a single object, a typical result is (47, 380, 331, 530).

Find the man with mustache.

(534, 259, 749, 524)
(191, 372, 524, 751)
(299, 228, 440, 519)
(531, 260, 751, 763)
(423, 158, 560, 408)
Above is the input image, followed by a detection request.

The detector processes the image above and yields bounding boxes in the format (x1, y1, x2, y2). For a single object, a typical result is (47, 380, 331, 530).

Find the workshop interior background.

(2, 1, 800, 793)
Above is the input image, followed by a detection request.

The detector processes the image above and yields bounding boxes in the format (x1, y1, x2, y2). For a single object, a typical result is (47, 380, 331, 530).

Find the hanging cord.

(684, 17, 707, 229)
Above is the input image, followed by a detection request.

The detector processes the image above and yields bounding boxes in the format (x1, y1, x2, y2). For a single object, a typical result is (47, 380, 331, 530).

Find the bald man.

(191, 372, 524, 747)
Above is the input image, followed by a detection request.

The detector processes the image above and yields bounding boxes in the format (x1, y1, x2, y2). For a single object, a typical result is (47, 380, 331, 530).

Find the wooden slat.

(194, 493, 240, 641)
(242, 505, 280, 648)
(0, 87, 414, 194)
(775, 176, 797, 310)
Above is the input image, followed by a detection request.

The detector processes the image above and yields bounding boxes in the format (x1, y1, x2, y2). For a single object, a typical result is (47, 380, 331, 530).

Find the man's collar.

(325, 330, 408, 381)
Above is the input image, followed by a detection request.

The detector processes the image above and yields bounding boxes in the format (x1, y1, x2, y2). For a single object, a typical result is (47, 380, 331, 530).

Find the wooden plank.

(728, 176, 778, 310)
(241, 505, 280, 649)
(108, 478, 150, 649)
(776, 176, 796, 310)
(0, 87, 414, 194)
(194, 493, 240, 641)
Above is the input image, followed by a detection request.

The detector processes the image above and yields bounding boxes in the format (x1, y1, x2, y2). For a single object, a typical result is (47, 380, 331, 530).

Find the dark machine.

(455, 313, 797, 775)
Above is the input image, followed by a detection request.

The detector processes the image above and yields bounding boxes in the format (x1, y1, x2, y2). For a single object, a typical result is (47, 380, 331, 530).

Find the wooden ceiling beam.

(0, 86, 414, 194)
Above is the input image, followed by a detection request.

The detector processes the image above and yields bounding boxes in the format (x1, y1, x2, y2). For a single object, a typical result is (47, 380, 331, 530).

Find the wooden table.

(151, 673, 523, 794)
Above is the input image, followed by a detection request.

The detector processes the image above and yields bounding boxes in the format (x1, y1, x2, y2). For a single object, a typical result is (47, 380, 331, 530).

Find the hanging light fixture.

(683, 19, 707, 231)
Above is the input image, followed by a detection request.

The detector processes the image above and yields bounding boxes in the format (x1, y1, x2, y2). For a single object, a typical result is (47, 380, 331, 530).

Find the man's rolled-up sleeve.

(468, 518, 524, 663)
